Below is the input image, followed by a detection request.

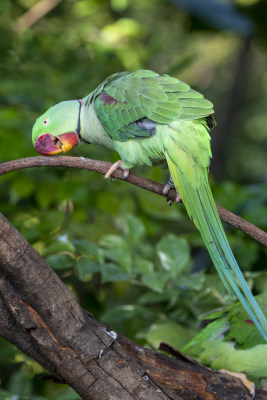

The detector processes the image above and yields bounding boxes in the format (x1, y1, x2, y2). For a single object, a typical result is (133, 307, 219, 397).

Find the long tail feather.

(166, 154, 267, 341)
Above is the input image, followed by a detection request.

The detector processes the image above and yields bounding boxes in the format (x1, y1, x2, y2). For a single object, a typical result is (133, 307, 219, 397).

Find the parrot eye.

(42, 118, 50, 126)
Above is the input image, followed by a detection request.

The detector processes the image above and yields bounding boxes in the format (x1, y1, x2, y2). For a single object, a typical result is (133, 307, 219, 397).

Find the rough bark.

(0, 213, 266, 400)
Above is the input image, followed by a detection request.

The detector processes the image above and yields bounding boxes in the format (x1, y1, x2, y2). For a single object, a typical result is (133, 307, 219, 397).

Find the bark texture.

(0, 213, 266, 399)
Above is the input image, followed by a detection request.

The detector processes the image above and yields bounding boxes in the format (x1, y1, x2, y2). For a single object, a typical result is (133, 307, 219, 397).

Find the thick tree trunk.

(0, 212, 266, 400)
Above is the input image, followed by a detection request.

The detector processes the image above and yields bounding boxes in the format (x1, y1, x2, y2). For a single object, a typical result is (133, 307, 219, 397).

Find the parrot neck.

(76, 99, 83, 136)
(80, 101, 114, 150)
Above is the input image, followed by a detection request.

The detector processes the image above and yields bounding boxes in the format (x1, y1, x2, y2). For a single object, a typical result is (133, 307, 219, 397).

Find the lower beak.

(35, 132, 79, 155)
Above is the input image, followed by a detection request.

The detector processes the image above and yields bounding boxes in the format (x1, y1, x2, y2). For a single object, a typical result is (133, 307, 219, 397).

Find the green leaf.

(133, 259, 154, 275)
(52, 387, 81, 400)
(45, 254, 74, 270)
(74, 239, 104, 263)
(156, 234, 190, 277)
(138, 291, 173, 305)
(0, 338, 15, 363)
(0, 392, 45, 400)
(144, 319, 195, 349)
(141, 271, 170, 293)
(101, 304, 154, 324)
(76, 257, 101, 281)
(99, 234, 129, 250)
(177, 271, 205, 291)
(8, 370, 32, 397)
(254, 272, 267, 293)
(123, 214, 146, 245)
(99, 234, 132, 272)
(103, 248, 132, 273)
(44, 236, 75, 256)
(229, 234, 259, 270)
(100, 263, 134, 283)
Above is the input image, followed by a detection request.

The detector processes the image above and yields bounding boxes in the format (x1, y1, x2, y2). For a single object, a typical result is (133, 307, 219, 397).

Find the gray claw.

(163, 183, 172, 196)
(163, 175, 181, 205)
(123, 169, 130, 180)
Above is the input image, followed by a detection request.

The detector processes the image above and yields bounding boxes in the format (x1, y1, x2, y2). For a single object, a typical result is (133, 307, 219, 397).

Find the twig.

(13, 0, 63, 33)
(0, 156, 266, 246)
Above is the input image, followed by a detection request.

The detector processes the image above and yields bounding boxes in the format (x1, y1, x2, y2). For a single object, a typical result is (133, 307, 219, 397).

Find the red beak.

(35, 132, 79, 155)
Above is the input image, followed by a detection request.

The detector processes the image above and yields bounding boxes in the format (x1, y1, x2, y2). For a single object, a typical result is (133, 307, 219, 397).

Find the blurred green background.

(1, 0, 267, 398)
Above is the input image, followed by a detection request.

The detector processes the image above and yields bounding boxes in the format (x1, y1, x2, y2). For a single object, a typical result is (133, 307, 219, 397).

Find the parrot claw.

(163, 183, 172, 196)
(219, 369, 255, 398)
(123, 169, 130, 179)
(104, 160, 129, 180)
(163, 176, 181, 205)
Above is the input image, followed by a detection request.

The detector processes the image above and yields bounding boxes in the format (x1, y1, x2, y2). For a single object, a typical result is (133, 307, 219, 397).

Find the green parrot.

(182, 292, 267, 385)
(32, 69, 267, 341)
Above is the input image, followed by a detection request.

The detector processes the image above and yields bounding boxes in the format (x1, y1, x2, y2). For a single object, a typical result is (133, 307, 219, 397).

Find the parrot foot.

(104, 160, 129, 180)
(163, 176, 181, 206)
(219, 369, 255, 398)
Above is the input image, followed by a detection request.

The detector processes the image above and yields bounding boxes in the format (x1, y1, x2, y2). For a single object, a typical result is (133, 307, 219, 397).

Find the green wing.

(93, 70, 214, 141)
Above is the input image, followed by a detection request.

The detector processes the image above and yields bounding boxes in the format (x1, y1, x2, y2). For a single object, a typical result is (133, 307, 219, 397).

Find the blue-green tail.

(166, 155, 267, 342)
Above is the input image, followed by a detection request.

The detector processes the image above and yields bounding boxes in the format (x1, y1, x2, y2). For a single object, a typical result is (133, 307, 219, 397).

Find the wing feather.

(93, 69, 214, 141)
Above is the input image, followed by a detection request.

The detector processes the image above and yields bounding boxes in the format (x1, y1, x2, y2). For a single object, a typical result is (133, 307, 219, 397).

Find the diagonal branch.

(0, 156, 266, 246)
(13, 0, 63, 33)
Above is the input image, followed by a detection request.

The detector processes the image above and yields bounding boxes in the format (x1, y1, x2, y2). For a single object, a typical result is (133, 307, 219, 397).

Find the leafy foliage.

(1, 0, 267, 398)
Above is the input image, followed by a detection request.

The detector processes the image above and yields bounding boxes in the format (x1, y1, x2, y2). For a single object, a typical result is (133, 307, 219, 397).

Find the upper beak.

(35, 132, 79, 155)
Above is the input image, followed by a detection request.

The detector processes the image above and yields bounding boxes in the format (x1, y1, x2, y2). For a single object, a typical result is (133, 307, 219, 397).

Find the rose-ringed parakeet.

(182, 292, 267, 386)
(32, 69, 267, 341)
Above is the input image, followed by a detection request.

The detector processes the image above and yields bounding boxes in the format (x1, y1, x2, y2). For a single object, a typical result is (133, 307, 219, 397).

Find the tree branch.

(13, 0, 63, 33)
(1, 212, 266, 400)
(1, 156, 266, 246)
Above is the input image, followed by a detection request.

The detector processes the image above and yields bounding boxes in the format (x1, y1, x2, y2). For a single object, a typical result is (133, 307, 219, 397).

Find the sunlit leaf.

(156, 234, 190, 277)
(143, 319, 195, 349)
(44, 237, 75, 256)
(99, 234, 129, 250)
(123, 214, 146, 245)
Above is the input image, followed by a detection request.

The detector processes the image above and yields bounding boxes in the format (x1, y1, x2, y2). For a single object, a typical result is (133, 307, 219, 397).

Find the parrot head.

(32, 100, 82, 155)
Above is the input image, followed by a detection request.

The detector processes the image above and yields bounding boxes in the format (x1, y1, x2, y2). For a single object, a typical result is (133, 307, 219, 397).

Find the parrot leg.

(219, 369, 255, 398)
(104, 160, 129, 180)
(163, 175, 181, 205)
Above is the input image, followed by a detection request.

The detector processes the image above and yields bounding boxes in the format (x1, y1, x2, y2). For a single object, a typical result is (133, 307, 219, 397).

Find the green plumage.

(32, 69, 267, 342)
(89, 70, 214, 141)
